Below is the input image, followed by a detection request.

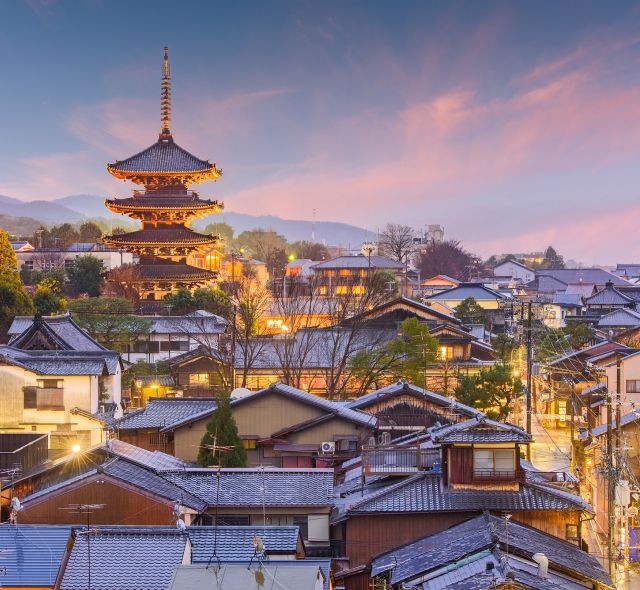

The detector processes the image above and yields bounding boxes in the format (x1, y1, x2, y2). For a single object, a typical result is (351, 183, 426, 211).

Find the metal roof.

(592, 410, 640, 437)
(0, 523, 72, 587)
(187, 525, 301, 562)
(60, 527, 189, 590)
(105, 439, 188, 471)
(425, 283, 506, 301)
(114, 398, 216, 431)
(597, 308, 640, 327)
(163, 468, 334, 507)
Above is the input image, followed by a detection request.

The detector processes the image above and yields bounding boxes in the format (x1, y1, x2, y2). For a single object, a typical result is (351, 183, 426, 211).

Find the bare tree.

(104, 264, 141, 305)
(378, 224, 415, 263)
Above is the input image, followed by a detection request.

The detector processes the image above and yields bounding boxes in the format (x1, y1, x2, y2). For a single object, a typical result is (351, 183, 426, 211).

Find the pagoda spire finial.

(160, 46, 172, 138)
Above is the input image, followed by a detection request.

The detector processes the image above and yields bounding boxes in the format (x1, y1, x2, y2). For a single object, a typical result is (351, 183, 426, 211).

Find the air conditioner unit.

(320, 441, 335, 455)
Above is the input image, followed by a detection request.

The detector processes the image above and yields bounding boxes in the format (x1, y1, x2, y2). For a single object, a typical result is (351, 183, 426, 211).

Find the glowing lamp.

(71, 443, 81, 454)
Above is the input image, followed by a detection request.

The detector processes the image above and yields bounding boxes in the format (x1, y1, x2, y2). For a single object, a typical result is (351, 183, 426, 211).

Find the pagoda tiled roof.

(137, 263, 217, 281)
(107, 137, 218, 176)
(104, 227, 216, 246)
(105, 194, 222, 211)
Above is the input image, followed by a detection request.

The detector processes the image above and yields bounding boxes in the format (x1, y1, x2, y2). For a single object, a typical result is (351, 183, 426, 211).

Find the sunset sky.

(2, 0, 640, 263)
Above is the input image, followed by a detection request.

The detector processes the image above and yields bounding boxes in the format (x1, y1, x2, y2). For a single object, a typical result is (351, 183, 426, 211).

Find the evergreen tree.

(67, 255, 103, 297)
(197, 394, 247, 467)
(540, 246, 565, 269)
(79, 221, 103, 242)
(454, 297, 489, 326)
(0, 229, 33, 335)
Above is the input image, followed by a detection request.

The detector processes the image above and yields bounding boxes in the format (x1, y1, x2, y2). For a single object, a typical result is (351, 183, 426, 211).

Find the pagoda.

(102, 47, 223, 302)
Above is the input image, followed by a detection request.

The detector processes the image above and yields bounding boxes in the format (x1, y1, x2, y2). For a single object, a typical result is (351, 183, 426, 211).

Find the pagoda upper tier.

(106, 136, 222, 188)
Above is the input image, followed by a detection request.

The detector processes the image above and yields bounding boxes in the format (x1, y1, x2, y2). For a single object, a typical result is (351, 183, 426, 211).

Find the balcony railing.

(37, 388, 64, 410)
(472, 468, 526, 483)
(362, 445, 441, 475)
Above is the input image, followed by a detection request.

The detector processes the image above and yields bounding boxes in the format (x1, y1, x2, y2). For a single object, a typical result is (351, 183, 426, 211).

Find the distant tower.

(426, 224, 444, 243)
(102, 48, 223, 303)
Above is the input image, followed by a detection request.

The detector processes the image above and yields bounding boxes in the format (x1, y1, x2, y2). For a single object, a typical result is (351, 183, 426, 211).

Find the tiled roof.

(164, 468, 334, 507)
(372, 512, 611, 587)
(430, 416, 533, 443)
(187, 525, 300, 561)
(585, 285, 635, 306)
(106, 439, 188, 471)
(137, 262, 218, 281)
(0, 524, 72, 587)
(60, 528, 188, 590)
(537, 268, 630, 287)
(597, 308, 640, 327)
(592, 410, 640, 437)
(108, 138, 214, 174)
(232, 383, 376, 429)
(106, 195, 220, 210)
(345, 472, 591, 514)
(346, 380, 481, 418)
(8, 313, 106, 352)
(310, 255, 403, 270)
(114, 398, 216, 431)
(425, 283, 506, 301)
(0, 346, 110, 376)
(104, 227, 216, 245)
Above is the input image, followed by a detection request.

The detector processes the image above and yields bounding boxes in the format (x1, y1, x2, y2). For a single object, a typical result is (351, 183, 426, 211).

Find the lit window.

(242, 438, 257, 450)
(351, 285, 365, 295)
(318, 286, 328, 295)
(335, 286, 348, 295)
(189, 373, 209, 385)
(339, 269, 351, 277)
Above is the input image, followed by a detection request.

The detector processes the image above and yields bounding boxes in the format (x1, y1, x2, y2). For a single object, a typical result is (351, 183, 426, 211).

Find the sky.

(1, 0, 640, 264)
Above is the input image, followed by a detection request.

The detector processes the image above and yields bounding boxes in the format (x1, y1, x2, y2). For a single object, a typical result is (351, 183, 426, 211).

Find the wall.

(286, 417, 370, 446)
(174, 416, 211, 462)
(21, 476, 175, 525)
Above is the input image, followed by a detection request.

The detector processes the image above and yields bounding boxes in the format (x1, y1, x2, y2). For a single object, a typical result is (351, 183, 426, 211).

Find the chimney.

(532, 553, 549, 579)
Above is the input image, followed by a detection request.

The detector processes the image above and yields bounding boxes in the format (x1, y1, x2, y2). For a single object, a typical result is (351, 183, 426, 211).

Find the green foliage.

(563, 320, 593, 349)
(33, 285, 67, 316)
(203, 222, 234, 243)
(69, 297, 152, 349)
(66, 255, 103, 297)
(48, 223, 80, 248)
(536, 321, 593, 362)
(164, 287, 232, 318)
(492, 333, 516, 363)
(78, 221, 103, 242)
(236, 229, 289, 277)
(455, 363, 523, 420)
(0, 229, 33, 334)
(288, 241, 329, 261)
(387, 317, 439, 386)
(539, 246, 565, 269)
(454, 297, 489, 326)
(197, 394, 247, 467)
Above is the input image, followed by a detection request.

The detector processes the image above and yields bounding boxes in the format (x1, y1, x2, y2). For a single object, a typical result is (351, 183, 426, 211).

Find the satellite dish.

(230, 387, 252, 401)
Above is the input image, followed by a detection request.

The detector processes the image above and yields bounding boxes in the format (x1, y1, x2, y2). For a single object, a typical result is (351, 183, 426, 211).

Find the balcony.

(472, 468, 526, 483)
(362, 445, 440, 476)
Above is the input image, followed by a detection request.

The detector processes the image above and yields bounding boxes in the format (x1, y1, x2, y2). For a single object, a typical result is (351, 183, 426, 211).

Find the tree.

(79, 221, 103, 243)
(386, 317, 439, 387)
(236, 229, 288, 277)
(378, 224, 415, 263)
(455, 297, 488, 326)
(103, 264, 141, 304)
(492, 332, 516, 363)
(66, 255, 103, 297)
(289, 241, 329, 261)
(563, 320, 593, 349)
(197, 394, 247, 467)
(164, 288, 195, 315)
(69, 297, 152, 350)
(455, 363, 523, 420)
(193, 288, 232, 319)
(203, 222, 234, 243)
(33, 277, 67, 316)
(48, 223, 79, 248)
(416, 240, 474, 280)
(0, 229, 33, 336)
(539, 246, 564, 269)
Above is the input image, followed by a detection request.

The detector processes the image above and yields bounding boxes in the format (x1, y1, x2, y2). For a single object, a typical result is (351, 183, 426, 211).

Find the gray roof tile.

(60, 528, 188, 590)
(187, 525, 300, 561)
(426, 283, 506, 302)
(109, 138, 213, 173)
(0, 347, 110, 376)
(430, 416, 533, 443)
(310, 255, 403, 270)
(114, 398, 216, 431)
(164, 468, 334, 507)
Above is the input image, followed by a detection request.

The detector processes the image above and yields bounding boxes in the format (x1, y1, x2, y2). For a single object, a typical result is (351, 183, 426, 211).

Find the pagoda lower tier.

(132, 260, 218, 300)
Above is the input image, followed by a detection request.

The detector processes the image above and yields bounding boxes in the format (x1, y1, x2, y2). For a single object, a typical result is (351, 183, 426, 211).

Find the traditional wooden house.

(368, 512, 613, 590)
(332, 417, 593, 590)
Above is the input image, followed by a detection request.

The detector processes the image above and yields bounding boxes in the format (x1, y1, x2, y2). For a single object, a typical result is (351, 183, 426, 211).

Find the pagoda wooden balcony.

(362, 445, 440, 476)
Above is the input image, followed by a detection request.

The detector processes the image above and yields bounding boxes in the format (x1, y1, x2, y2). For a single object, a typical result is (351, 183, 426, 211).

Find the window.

(558, 400, 567, 423)
(242, 438, 257, 450)
(335, 285, 348, 295)
(148, 432, 171, 447)
(189, 373, 210, 386)
(318, 285, 328, 295)
(338, 269, 351, 277)
(38, 379, 61, 389)
(64, 259, 75, 269)
(23, 386, 37, 409)
(199, 515, 250, 526)
(336, 438, 358, 452)
(627, 380, 640, 393)
(292, 515, 309, 539)
(565, 524, 579, 540)
(24, 260, 34, 270)
(282, 455, 314, 468)
(473, 449, 515, 478)
(351, 285, 365, 295)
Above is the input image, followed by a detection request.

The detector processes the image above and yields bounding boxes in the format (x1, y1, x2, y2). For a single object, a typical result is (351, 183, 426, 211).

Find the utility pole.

(606, 380, 616, 581)
(569, 381, 575, 473)
(525, 301, 533, 460)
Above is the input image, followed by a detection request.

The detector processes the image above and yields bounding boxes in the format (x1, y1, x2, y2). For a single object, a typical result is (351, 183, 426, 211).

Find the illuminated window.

(339, 269, 351, 277)
(318, 286, 328, 295)
(189, 373, 209, 385)
(335, 286, 348, 295)
(242, 438, 257, 450)
(351, 285, 365, 295)
(558, 400, 567, 423)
